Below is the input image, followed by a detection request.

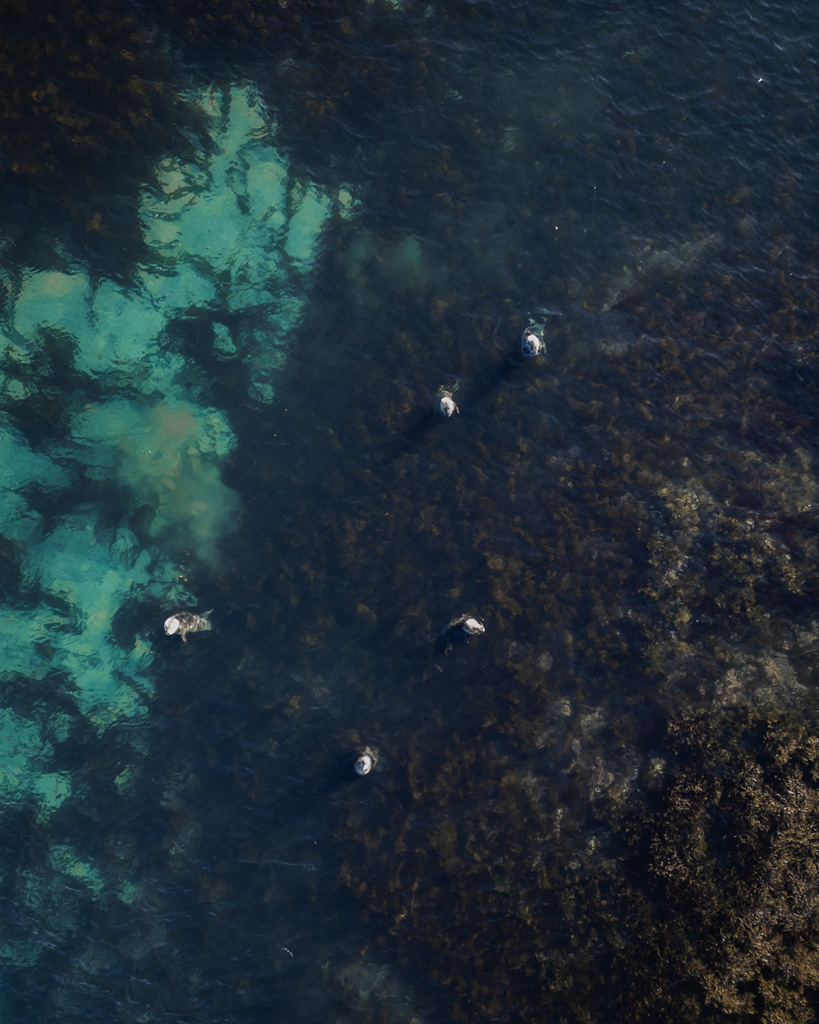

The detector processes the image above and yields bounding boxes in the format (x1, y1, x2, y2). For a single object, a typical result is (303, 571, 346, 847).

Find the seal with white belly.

(164, 611, 212, 643)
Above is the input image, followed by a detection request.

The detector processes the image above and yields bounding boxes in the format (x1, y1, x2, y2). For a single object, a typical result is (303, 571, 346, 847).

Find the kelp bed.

(326, 273, 819, 1022)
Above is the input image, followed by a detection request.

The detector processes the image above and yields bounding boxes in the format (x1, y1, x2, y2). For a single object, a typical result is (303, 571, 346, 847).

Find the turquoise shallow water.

(1, 0, 819, 1021)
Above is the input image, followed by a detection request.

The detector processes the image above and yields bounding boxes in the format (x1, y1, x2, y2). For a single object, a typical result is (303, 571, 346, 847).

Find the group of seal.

(435, 326, 545, 416)
(164, 324, 545, 773)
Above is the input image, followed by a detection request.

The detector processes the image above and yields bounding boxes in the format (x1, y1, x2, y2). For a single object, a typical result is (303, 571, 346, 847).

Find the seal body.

(521, 331, 544, 357)
(437, 392, 459, 417)
(449, 613, 486, 636)
(461, 616, 486, 636)
(164, 611, 212, 643)
(355, 746, 379, 776)
(436, 613, 486, 655)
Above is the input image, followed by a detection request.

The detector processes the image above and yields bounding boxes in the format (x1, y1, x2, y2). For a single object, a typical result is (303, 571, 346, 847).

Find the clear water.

(1, 1, 818, 1021)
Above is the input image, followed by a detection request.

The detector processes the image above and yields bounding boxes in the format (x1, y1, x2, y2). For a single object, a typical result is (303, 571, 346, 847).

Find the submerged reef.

(0, 78, 341, 603)
(6, 513, 183, 729)
(0, 77, 343, 994)
(0, 414, 189, 730)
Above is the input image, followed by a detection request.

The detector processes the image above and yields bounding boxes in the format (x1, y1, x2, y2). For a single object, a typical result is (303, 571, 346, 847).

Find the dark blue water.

(1, 1, 819, 1021)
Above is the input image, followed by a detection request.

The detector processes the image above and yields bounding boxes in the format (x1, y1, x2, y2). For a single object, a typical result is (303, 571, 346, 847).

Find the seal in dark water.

(435, 613, 487, 655)
(451, 614, 486, 636)
(164, 611, 212, 642)
(437, 390, 459, 417)
(521, 329, 544, 357)
(354, 746, 379, 775)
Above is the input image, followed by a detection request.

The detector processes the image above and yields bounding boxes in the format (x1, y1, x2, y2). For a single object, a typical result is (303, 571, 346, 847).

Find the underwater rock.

(164, 611, 211, 643)
(212, 322, 238, 360)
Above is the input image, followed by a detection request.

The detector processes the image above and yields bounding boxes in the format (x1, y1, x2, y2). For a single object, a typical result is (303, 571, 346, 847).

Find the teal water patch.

(9, 266, 207, 394)
(284, 184, 333, 263)
(0, 840, 130, 968)
(0, 418, 71, 542)
(0, 413, 192, 733)
(12, 270, 94, 341)
(72, 398, 239, 563)
(14, 515, 190, 729)
(5, 83, 349, 406)
(0, 79, 355, 987)
(2, 516, 192, 730)
(0, 76, 352, 745)
(0, 706, 71, 814)
(139, 84, 343, 400)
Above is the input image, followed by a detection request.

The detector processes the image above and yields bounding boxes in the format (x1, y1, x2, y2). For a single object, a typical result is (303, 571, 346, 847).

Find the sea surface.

(1, 1, 819, 1021)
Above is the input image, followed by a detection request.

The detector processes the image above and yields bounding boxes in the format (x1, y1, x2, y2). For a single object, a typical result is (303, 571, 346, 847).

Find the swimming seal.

(354, 746, 379, 776)
(521, 330, 544, 357)
(164, 611, 212, 643)
(437, 392, 459, 417)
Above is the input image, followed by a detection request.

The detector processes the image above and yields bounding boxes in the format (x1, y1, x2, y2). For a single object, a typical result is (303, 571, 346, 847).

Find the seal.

(436, 612, 487, 655)
(437, 392, 459, 417)
(521, 330, 544, 357)
(164, 611, 212, 643)
(354, 746, 379, 776)
(449, 613, 486, 636)
(435, 382, 461, 417)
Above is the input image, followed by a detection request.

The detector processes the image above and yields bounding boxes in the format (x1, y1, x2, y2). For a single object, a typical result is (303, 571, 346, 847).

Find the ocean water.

(1, 1, 819, 1021)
